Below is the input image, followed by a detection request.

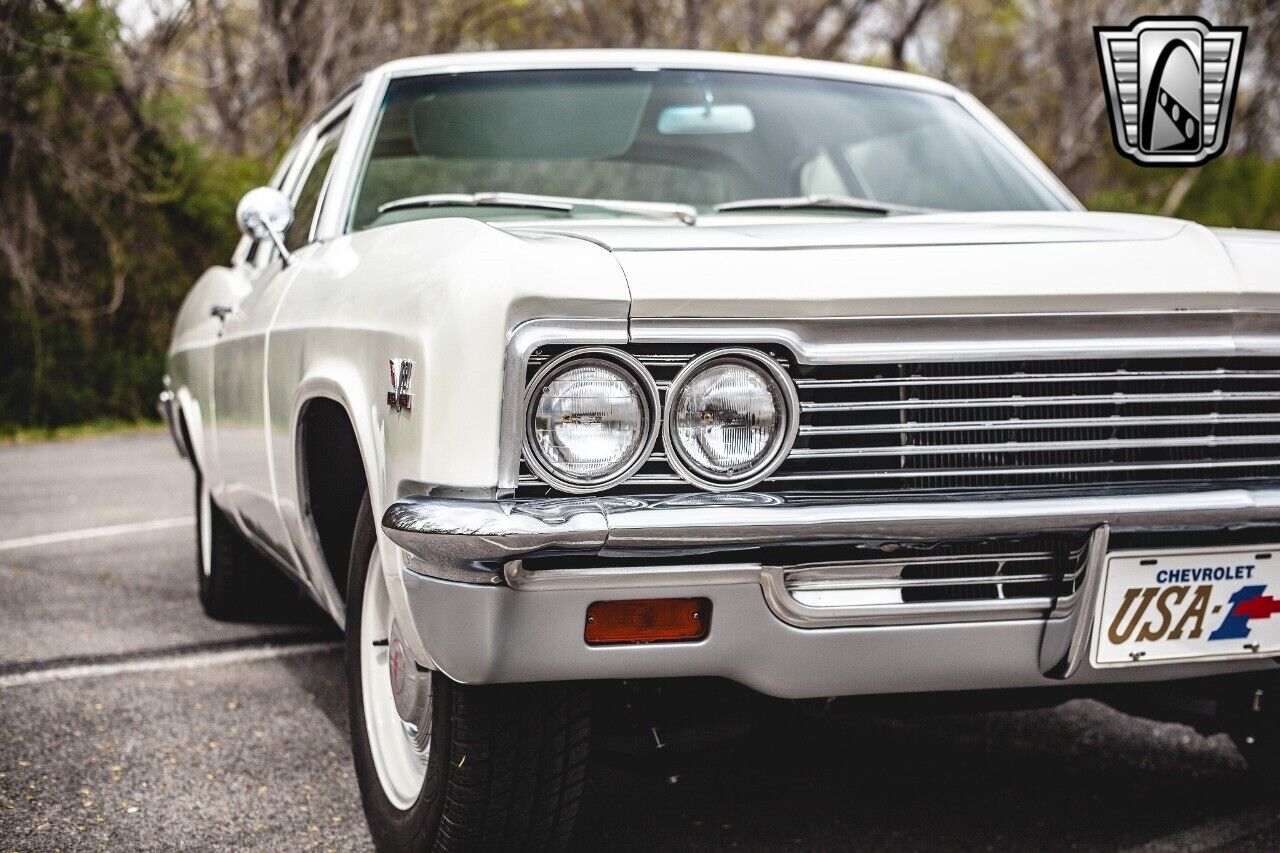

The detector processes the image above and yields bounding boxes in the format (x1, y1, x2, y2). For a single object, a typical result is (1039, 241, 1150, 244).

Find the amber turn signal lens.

(584, 598, 711, 645)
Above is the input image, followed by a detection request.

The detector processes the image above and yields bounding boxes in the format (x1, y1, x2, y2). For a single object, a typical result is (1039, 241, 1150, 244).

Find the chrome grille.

(519, 348, 1280, 496)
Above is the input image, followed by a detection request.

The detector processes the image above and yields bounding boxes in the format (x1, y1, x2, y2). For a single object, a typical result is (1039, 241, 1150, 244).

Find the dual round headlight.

(664, 349, 799, 490)
(524, 347, 797, 493)
(524, 350, 660, 494)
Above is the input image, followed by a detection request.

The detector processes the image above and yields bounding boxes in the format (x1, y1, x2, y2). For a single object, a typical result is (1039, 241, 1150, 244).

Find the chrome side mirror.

(236, 186, 295, 265)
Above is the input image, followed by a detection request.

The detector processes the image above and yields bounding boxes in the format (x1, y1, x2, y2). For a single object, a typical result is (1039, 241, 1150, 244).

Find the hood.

(508, 211, 1279, 318)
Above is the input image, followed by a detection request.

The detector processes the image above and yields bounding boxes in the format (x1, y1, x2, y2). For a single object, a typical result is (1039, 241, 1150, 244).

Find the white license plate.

(1092, 544, 1280, 666)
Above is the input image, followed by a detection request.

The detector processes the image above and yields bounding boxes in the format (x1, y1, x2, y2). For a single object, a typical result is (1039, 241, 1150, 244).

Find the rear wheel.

(345, 494, 591, 851)
(194, 471, 297, 621)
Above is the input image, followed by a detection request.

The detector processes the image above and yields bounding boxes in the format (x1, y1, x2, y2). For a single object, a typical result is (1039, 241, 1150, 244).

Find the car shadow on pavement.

(273, 630, 349, 735)
(573, 698, 1275, 852)
(257, 646, 1280, 852)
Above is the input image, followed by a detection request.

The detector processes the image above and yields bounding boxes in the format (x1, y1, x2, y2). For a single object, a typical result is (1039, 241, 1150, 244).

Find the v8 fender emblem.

(387, 358, 413, 413)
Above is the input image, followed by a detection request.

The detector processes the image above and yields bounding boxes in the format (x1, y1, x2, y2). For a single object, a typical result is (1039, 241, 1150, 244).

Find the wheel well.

(298, 399, 368, 602)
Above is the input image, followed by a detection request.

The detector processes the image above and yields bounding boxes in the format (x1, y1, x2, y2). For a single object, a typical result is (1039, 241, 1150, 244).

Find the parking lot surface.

(3, 431, 1280, 851)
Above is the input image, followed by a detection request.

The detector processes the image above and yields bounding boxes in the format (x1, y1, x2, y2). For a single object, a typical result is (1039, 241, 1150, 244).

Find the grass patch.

(0, 418, 164, 445)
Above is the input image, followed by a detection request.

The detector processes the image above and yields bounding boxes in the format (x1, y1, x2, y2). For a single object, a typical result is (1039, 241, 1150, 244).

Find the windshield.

(349, 68, 1065, 231)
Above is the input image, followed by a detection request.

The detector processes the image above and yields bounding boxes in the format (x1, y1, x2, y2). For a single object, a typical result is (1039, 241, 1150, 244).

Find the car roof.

(367, 49, 958, 97)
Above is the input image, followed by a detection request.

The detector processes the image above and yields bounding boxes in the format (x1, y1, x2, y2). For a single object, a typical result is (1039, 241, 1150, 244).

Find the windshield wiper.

(714, 194, 935, 216)
(378, 192, 697, 225)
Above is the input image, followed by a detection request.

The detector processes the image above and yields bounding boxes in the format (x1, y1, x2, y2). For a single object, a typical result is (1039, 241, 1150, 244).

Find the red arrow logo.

(1233, 594, 1280, 620)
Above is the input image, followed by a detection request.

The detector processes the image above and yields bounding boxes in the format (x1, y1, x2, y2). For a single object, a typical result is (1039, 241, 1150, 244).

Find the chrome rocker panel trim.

(383, 488, 1280, 684)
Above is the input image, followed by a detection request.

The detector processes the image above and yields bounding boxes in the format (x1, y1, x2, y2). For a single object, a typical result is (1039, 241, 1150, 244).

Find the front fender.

(267, 218, 631, 669)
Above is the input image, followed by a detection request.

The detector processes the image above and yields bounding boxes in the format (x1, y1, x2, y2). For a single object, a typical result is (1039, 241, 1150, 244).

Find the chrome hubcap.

(360, 553, 431, 809)
(389, 620, 433, 753)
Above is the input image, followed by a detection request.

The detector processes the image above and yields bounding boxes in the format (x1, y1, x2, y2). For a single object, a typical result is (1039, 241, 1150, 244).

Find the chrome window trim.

(303, 110, 353, 246)
(286, 111, 351, 250)
(662, 347, 800, 492)
(521, 347, 661, 494)
(953, 90, 1082, 212)
(331, 71, 390, 237)
(298, 89, 359, 244)
(313, 76, 382, 240)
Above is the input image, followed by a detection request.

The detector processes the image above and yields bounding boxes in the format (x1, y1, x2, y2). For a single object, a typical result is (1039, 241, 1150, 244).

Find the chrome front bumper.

(382, 489, 1280, 697)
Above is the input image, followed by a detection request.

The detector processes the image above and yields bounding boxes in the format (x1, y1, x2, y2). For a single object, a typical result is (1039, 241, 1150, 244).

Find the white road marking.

(0, 641, 341, 688)
(0, 516, 193, 552)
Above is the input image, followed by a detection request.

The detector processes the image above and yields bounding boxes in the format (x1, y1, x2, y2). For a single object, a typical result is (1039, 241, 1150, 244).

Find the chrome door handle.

(210, 304, 234, 320)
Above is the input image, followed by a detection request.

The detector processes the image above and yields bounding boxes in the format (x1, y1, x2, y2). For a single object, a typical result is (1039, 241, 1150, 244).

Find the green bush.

(1089, 156, 1280, 230)
(0, 3, 263, 434)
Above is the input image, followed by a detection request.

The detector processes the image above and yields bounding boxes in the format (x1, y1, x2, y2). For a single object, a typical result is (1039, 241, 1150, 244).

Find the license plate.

(1092, 544, 1280, 666)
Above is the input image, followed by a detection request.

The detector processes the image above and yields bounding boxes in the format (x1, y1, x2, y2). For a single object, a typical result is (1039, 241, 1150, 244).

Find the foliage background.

(1, 0, 1276, 433)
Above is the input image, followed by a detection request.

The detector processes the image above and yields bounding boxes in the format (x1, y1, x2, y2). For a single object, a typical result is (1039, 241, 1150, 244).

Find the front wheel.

(345, 494, 591, 851)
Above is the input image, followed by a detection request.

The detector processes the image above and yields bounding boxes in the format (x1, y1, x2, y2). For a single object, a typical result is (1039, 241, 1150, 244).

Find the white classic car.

(161, 49, 1280, 848)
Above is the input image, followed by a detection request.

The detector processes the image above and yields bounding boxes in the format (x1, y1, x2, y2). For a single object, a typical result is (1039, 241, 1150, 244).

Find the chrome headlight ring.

(662, 347, 799, 492)
(522, 347, 660, 494)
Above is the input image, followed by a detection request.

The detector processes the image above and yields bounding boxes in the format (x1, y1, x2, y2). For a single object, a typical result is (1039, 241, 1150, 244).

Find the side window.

(284, 118, 347, 251)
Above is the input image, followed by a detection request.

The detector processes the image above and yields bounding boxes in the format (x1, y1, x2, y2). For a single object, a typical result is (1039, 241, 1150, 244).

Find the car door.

(212, 112, 348, 568)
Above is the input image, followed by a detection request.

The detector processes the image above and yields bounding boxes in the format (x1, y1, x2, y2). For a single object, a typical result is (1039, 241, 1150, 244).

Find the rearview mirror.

(657, 104, 755, 135)
(236, 186, 295, 264)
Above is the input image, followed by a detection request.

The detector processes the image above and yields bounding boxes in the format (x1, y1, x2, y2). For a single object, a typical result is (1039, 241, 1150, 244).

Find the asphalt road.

(4, 432, 1280, 851)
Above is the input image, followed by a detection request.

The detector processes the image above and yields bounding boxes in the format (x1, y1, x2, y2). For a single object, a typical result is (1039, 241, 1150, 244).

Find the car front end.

(382, 213, 1280, 699)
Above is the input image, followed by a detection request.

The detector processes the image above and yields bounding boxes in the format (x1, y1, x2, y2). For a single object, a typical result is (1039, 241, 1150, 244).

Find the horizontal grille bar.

(521, 457, 1280, 489)
(793, 368, 1280, 390)
(781, 550, 1065, 573)
(766, 458, 1280, 482)
(787, 569, 1064, 591)
(784, 551, 1081, 591)
(801, 391, 1280, 413)
(790, 434, 1280, 460)
(777, 535, 1088, 615)
(799, 412, 1280, 436)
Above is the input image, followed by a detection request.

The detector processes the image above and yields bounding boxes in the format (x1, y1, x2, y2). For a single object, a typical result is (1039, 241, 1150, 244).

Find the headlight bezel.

(522, 347, 660, 494)
(663, 347, 799, 492)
